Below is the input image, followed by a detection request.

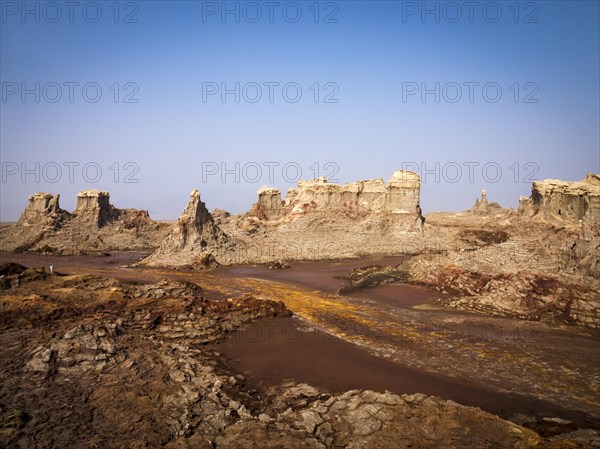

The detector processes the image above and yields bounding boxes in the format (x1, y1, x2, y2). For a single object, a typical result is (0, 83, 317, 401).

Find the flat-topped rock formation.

(72, 189, 158, 230)
(141, 189, 229, 269)
(74, 190, 114, 226)
(0, 190, 171, 254)
(252, 170, 422, 221)
(211, 171, 433, 265)
(519, 173, 600, 223)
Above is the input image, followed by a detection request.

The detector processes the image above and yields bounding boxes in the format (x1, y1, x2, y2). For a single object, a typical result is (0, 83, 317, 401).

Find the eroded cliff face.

(208, 171, 427, 265)
(0, 191, 170, 254)
(16, 192, 70, 226)
(141, 189, 229, 269)
(403, 173, 600, 329)
(74, 190, 115, 227)
(1, 193, 71, 252)
(252, 170, 422, 222)
(519, 173, 600, 223)
(142, 172, 426, 268)
(23, 192, 63, 215)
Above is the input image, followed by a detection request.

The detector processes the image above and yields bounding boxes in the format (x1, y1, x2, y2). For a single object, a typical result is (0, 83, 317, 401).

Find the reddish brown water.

(218, 256, 410, 293)
(214, 316, 598, 428)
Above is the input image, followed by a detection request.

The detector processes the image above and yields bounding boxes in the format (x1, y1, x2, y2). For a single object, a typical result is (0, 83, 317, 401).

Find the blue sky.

(1, 1, 599, 220)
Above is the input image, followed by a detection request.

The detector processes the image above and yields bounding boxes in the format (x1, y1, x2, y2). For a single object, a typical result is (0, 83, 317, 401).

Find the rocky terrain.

(2, 172, 598, 329)
(1, 263, 591, 449)
(406, 174, 600, 328)
(0, 190, 171, 255)
(140, 172, 597, 271)
(219, 171, 428, 264)
(142, 189, 231, 270)
(142, 170, 429, 268)
(1, 172, 598, 447)
(137, 171, 599, 329)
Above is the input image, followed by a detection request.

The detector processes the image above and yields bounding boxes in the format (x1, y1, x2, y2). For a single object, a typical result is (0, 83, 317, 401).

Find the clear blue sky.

(1, 1, 599, 220)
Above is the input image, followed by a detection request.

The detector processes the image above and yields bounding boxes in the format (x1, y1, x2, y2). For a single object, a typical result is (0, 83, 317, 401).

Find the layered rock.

(514, 175, 600, 286)
(141, 189, 228, 268)
(408, 261, 600, 327)
(519, 173, 600, 223)
(0, 190, 171, 254)
(74, 190, 115, 227)
(0, 193, 71, 252)
(573, 219, 600, 279)
(253, 187, 286, 221)
(17, 192, 70, 225)
(402, 174, 600, 328)
(211, 171, 436, 264)
(251, 171, 422, 221)
(24, 192, 63, 215)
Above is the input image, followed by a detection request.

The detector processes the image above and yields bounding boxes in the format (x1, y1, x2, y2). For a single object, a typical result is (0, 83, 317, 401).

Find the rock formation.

(406, 173, 600, 328)
(74, 190, 115, 226)
(519, 173, 600, 223)
(17, 192, 70, 224)
(251, 170, 422, 221)
(24, 192, 63, 214)
(471, 189, 489, 213)
(141, 189, 228, 268)
(0, 193, 71, 252)
(469, 189, 504, 215)
(0, 190, 171, 254)
(208, 171, 428, 265)
(479, 189, 488, 206)
(142, 171, 423, 267)
(140, 172, 427, 268)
